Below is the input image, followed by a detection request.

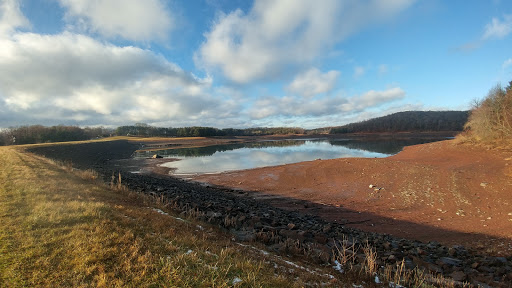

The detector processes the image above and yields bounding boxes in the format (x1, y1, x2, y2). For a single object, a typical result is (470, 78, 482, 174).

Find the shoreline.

(26, 137, 512, 286)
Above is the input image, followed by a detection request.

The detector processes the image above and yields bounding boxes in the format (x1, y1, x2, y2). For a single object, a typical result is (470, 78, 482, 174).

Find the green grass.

(0, 146, 337, 287)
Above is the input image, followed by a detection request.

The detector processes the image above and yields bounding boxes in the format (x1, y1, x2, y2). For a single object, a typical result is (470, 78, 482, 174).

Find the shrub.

(464, 82, 512, 142)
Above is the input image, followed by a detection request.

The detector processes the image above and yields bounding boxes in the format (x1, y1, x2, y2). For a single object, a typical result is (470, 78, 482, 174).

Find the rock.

(416, 247, 427, 255)
(287, 223, 296, 230)
(314, 235, 328, 244)
(450, 270, 466, 282)
(322, 224, 332, 233)
(428, 263, 443, 274)
(491, 257, 508, 266)
(232, 230, 255, 242)
(152, 154, 163, 159)
(480, 182, 488, 187)
(439, 257, 462, 267)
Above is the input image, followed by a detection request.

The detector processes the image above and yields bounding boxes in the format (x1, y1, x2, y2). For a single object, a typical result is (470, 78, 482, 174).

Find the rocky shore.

(28, 140, 512, 287)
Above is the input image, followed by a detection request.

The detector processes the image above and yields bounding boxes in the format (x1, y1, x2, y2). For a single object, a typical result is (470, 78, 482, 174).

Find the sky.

(0, 0, 511, 129)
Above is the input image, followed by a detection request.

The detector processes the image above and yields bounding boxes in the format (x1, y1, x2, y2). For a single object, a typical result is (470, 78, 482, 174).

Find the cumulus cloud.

(0, 0, 29, 35)
(197, 0, 414, 83)
(482, 14, 512, 39)
(287, 68, 339, 98)
(340, 87, 406, 111)
(58, 0, 173, 42)
(0, 31, 240, 126)
(248, 87, 406, 119)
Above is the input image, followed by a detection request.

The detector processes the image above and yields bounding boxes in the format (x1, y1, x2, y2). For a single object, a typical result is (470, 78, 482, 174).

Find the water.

(134, 138, 443, 175)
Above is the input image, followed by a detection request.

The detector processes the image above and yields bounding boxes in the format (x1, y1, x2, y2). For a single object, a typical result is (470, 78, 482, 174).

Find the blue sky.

(0, 0, 511, 129)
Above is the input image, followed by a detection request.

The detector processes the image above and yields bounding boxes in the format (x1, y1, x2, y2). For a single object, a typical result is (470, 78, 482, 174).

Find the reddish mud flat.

(193, 140, 512, 255)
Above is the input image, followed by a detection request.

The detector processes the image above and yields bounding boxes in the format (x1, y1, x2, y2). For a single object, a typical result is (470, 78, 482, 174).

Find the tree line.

(0, 124, 305, 146)
(115, 124, 305, 138)
(0, 110, 473, 146)
(329, 111, 469, 134)
(0, 125, 111, 146)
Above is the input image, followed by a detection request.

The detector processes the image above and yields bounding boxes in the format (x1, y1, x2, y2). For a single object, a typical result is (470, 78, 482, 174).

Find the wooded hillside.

(329, 111, 469, 134)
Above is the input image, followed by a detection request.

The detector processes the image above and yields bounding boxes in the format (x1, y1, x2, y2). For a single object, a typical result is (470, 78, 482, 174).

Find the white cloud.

(197, 0, 415, 83)
(354, 66, 365, 78)
(503, 58, 512, 69)
(0, 0, 29, 35)
(287, 68, 339, 98)
(58, 0, 173, 42)
(482, 14, 512, 39)
(345, 87, 406, 110)
(0, 31, 242, 126)
(248, 87, 406, 119)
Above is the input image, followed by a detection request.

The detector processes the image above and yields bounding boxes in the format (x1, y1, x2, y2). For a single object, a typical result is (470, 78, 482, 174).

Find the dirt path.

(193, 140, 512, 256)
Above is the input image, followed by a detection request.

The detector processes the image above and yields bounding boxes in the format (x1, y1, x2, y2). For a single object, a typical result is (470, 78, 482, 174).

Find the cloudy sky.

(0, 0, 511, 129)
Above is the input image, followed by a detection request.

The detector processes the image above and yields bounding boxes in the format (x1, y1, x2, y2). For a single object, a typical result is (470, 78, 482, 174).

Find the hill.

(329, 111, 469, 134)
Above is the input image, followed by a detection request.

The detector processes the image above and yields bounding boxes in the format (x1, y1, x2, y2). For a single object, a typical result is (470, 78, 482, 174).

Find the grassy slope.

(0, 146, 336, 287)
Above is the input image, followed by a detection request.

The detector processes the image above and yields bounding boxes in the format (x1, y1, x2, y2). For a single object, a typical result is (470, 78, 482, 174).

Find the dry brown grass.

(330, 238, 472, 288)
(0, 146, 337, 287)
(462, 84, 512, 144)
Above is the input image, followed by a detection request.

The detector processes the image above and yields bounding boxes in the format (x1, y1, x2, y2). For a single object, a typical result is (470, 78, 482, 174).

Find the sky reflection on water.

(135, 138, 440, 175)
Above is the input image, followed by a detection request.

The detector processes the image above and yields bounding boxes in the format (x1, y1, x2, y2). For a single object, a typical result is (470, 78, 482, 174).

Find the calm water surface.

(134, 138, 443, 175)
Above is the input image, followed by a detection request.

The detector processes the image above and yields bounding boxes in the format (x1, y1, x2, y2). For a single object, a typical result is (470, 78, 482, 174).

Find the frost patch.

(150, 207, 169, 215)
(333, 260, 344, 273)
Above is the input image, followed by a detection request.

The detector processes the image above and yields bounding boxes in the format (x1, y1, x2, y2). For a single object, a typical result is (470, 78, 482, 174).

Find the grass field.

(0, 146, 339, 287)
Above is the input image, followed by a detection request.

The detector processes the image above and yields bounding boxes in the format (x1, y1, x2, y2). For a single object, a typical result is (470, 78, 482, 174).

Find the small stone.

(439, 257, 462, 267)
(287, 223, 296, 230)
(492, 257, 507, 266)
(507, 272, 512, 281)
(480, 182, 488, 187)
(471, 262, 480, 269)
(314, 235, 328, 244)
(232, 230, 255, 242)
(369, 184, 374, 188)
(322, 224, 332, 233)
(428, 263, 443, 274)
(450, 271, 466, 282)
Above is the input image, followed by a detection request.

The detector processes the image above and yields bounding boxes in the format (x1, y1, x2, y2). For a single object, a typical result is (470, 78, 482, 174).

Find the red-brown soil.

(192, 140, 512, 256)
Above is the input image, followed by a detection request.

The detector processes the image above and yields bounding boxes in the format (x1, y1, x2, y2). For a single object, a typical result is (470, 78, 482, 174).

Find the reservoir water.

(134, 138, 444, 175)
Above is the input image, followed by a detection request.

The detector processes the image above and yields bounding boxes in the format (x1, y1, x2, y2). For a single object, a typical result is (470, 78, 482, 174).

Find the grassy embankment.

(0, 145, 337, 287)
(0, 141, 475, 287)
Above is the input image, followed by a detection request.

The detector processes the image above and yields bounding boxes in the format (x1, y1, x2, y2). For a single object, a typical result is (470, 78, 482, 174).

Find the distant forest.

(0, 110, 468, 146)
(329, 111, 469, 134)
(115, 124, 305, 138)
(0, 125, 111, 146)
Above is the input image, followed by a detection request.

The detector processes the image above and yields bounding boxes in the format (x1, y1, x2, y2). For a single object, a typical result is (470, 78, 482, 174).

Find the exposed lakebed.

(134, 138, 446, 175)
